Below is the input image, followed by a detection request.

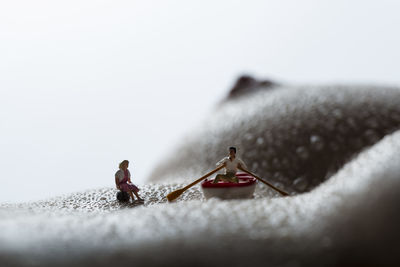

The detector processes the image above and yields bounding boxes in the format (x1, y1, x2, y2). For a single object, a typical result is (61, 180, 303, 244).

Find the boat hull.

(201, 173, 256, 200)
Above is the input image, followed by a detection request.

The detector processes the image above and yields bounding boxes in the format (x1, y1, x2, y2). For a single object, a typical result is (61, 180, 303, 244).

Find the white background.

(1, 0, 400, 202)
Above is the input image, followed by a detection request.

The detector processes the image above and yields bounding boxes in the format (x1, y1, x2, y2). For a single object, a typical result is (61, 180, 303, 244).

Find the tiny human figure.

(115, 160, 144, 202)
(213, 146, 247, 184)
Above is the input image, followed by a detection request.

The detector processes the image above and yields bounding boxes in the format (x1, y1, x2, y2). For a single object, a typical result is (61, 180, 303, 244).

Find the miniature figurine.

(213, 146, 247, 183)
(115, 160, 144, 202)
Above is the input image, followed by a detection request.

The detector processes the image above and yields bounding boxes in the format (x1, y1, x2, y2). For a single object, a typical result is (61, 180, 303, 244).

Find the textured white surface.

(1, 85, 400, 266)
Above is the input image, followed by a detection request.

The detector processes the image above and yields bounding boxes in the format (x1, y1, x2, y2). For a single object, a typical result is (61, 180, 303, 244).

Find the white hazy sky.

(1, 0, 400, 203)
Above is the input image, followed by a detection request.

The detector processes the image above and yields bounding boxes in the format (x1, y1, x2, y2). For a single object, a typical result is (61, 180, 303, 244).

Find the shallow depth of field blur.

(1, 0, 400, 202)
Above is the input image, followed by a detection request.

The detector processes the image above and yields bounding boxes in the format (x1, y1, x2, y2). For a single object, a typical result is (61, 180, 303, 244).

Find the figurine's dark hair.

(119, 160, 129, 169)
(229, 146, 237, 153)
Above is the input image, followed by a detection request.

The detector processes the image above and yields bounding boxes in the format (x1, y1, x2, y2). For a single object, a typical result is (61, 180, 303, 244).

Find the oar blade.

(166, 188, 185, 202)
(280, 191, 289, 196)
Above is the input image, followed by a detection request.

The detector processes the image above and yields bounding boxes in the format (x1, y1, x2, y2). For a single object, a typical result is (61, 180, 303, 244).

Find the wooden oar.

(238, 166, 289, 196)
(166, 165, 225, 202)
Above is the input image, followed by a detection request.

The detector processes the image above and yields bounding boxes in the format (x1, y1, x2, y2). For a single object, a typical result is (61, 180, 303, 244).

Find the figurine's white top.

(115, 169, 130, 182)
(216, 157, 247, 174)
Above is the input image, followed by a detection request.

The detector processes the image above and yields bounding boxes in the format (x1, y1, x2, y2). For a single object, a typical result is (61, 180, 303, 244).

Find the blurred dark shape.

(228, 75, 277, 99)
(116, 191, 130, 202)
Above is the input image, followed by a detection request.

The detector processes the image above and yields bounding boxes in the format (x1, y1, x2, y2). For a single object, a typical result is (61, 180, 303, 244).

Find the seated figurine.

(115, 160, 144, 202)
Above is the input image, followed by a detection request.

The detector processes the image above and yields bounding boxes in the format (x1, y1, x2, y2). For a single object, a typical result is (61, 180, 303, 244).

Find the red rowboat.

(201, 172, 257, 200)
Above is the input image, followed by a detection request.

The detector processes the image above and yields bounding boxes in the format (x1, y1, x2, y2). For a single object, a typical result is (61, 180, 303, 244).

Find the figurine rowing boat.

(166, 146, 289, 202)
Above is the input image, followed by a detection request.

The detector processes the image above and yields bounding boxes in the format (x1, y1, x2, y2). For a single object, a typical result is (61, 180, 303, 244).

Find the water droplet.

(310, 135, 324, 151)
(293, 177, 308, 192)
(245, 149, 257, 158)
(296, 146, 309, 160)
(363, 129, 381, 144)
(264, 132, 273, 141)
(337, 124, 349, 134)
(335, 135, 346, 145)
(281, 158, 290, 169)
(351, 138, 364, 150)
(252, 162, 259, 170)
(261, 160, 268, 168)
(256, 137, 264, 145)
(264, 171, 273, 179)
(366, 118, 379, 129)
(273, 139, 284, 148)
(329, 142, 340, 151)
(244, 133, 253, 141)
(273, 172, 281, 180)
(346, 117, 357, 129)
(324, 118, 336, 131)
(291, 129, 299, 137)
(332, 109, 343, 119)
(391, 112, 400, 122)
(294, 119, 302, 128)
(272, 158, 281, 169)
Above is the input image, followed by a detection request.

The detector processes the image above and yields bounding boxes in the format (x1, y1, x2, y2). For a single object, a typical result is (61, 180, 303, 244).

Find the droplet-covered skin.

(1, 78, 400, 266)
(150, 80, 400, 194)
